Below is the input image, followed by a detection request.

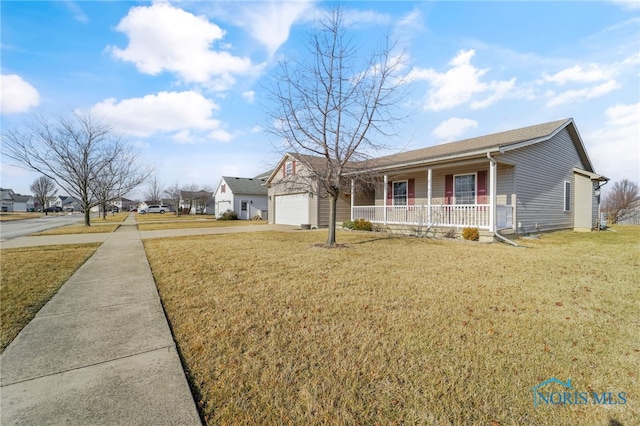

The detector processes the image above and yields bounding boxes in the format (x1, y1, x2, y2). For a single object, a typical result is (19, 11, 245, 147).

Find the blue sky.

(2, 0, 639, 199)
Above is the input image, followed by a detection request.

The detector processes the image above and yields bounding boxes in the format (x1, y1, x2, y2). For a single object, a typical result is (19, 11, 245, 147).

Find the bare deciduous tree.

(181, 184, 200, 215)
(265, 7, 407, 247)
(91, 146, 151, 219)
(30, 175, 57, 212)
(602, 179, 640, 224)
(2, 113, 150, 226)
(145, 175, 163, 204)
(165, 183, 182, 216)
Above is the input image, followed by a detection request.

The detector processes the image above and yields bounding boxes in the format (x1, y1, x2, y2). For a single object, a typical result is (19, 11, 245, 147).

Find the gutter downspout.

(487, 152, 520, 247)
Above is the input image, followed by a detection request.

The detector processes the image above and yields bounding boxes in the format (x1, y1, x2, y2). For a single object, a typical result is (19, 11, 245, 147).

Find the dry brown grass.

(145, 227, 639, 425)
(92, 212, 129, 223)
(135, 213, 215, 222)
(0, 243, 100, 351)
(33, 223, 119, 236)
(138, 219, 267, 231)
(0, 212, 43, 221)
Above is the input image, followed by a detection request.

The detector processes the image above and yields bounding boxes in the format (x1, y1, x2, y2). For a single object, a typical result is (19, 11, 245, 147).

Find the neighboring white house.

(54, 195, 82, 211)
(180, 190, 214, 215)
(1, 188, 16, 212)
(112, 197, 137, 211)
(0, 188, 36, 212)
(12, 194, 35, 212)
(214, 175, 269, 220)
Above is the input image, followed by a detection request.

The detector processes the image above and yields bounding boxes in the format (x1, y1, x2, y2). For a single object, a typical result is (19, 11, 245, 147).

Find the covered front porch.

(351, 204, 514, 230)
(349, 157, 516, 232)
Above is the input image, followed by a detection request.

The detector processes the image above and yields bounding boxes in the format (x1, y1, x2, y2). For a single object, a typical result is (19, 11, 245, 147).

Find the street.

(0, 214, 84, 241)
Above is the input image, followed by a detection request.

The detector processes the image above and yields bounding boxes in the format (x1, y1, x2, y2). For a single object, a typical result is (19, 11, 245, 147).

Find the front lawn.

(145, 227, 639, 425)
(33, 223, 120, 236)
(0, 243, 100, 351)
(137, 219, 267, 231)
(0, 212, 43, 221)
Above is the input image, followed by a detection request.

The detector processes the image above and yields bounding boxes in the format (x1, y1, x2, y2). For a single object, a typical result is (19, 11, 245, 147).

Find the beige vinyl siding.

(592, 182, 600, 229)
(317, 187, 351, 227)
(574, 172, 593, 231)
(500, 128, 585, 233)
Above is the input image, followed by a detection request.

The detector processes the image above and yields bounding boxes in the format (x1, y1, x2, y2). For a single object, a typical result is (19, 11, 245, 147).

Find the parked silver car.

(139, 204, 170, 214)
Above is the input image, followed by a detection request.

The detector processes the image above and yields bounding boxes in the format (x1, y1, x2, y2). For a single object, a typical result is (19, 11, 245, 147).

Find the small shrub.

(443, 228, 457, 239)
(252, 214, 262, 221)
(219, 209, 238, 220)
(462, 227, 480, 241)
(342, 220, 354, 230)
(352, 218, 373, 231)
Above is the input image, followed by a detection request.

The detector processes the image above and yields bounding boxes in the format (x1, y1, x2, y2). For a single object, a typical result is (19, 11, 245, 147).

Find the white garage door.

(275, 193, 309, 226)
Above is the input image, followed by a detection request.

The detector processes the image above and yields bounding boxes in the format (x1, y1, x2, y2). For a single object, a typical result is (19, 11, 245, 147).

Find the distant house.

(0, 188, 36, 212)
(266, 118, 608, 236)
(214, 174, 269, 220)
(112, 197, 137, 212)
(54, 195, 82, 212)
(1, 188, 17, 212)
(180, 190, 214, 215)
(12, 194, 35, 212)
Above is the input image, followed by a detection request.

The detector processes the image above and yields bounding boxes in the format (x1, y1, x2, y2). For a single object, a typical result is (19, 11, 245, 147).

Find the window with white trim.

(393, 181, 407, 205)
(454, 174, 476, 205)
(564, 181, 571, 211)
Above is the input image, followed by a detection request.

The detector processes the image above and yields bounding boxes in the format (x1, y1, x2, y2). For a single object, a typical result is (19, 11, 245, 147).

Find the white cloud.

(408, 50, 516, 111)
(89, 91, 232, 141)
(62, 1, 89, 24)
(546, 80, 620, 107)
(543, 64, 614, 85)
(108, 3, 256, 87)
(1, 74, 40, 114)
(432, 117, 478, 142)
(609, 0, 640, 11)
(242, 90, 255, 103)
(342, 8, 391, 27)
(586, 103, 640, 184)
(226, 0, 315, 56)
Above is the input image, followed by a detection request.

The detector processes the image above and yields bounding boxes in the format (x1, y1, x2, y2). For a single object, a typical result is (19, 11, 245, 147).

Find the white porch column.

(427, 167, 432, 225)
(350, 179, 355, 221)
(383, 174, 388, 225)
(489, 158, 497, 232)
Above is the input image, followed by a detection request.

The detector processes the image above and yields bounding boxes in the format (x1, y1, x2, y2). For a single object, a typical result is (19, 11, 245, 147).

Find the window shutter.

(282, 164, 286, 177)
(477, 171, 487, 204)
(445, 174, 453, 204)
(387, 181, 393, 204)
(408, 179, 415, 206)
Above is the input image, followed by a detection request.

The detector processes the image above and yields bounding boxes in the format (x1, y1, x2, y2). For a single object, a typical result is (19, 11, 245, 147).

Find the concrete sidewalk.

(0, 214, 201, 425)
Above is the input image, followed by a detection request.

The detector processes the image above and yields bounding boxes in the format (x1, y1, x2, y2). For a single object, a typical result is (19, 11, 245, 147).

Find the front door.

(241, 200, 248, 220)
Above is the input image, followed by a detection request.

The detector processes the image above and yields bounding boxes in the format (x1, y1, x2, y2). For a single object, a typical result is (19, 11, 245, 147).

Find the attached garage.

(274, 193, 309, 226)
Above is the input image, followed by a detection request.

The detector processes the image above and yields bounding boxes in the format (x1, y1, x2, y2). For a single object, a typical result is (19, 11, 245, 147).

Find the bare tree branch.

(2, 112, 151, 225)
(30, 176, 57, 212)
(265, 6, 409, 247)
(602, 179, 640, 224)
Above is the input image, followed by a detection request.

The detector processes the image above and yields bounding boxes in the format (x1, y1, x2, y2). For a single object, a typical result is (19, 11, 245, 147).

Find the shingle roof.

(222, 177, 268, 195)
(367, 119, 570, 169)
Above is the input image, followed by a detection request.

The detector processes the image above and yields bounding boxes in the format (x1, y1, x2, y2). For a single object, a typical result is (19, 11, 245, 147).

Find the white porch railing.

(352, 205, 514, 230)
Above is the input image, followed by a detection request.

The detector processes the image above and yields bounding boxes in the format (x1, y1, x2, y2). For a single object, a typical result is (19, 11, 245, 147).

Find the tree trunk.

(84, 208, 91, 226)
(326, 192, 338, 247)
